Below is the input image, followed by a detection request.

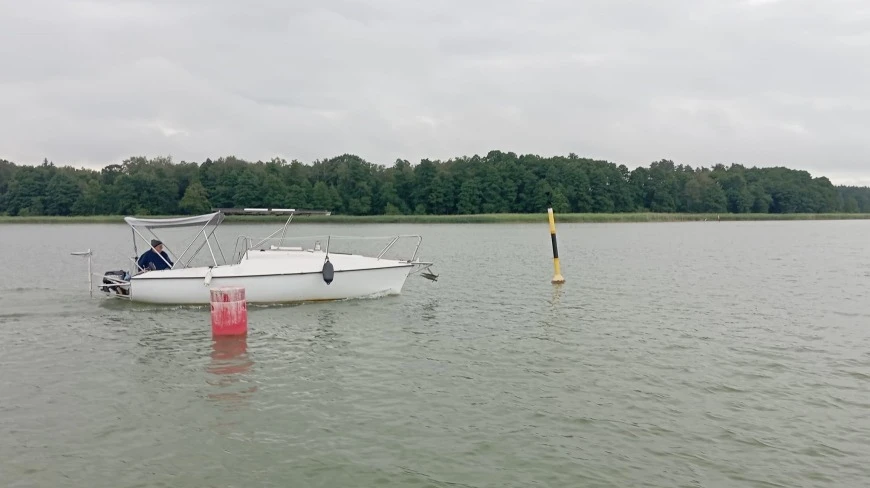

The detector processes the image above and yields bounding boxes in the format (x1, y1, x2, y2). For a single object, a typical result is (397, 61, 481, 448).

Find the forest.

(2, 151, 870, 217)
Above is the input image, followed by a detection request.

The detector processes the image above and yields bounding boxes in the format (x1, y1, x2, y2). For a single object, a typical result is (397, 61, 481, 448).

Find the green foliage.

(179, 181, 211, 214)
(0, 152, 868, 217)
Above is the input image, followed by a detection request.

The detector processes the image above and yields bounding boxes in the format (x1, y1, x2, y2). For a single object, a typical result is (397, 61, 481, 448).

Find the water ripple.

(2, 222, 870, 487)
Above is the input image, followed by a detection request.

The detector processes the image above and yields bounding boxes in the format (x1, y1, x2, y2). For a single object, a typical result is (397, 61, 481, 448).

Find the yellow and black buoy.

(547, 207, 565, 284)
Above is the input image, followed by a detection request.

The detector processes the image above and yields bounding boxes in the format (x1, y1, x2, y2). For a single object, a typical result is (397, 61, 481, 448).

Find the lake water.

(1, 220, 869, 487)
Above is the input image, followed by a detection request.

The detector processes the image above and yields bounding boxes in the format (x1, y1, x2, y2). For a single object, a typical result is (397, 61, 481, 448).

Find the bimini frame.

(124, 211, 228, 271)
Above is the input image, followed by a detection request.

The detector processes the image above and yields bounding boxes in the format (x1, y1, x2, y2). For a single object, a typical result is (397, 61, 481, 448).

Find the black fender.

(322, 258, 334, 285)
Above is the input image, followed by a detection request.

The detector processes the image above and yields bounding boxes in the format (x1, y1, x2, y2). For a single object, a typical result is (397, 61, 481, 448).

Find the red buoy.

(210, 287, 247, 336)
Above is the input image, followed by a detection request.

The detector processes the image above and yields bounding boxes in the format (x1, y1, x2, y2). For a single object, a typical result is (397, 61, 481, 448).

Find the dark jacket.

(137, 248, 173, 272)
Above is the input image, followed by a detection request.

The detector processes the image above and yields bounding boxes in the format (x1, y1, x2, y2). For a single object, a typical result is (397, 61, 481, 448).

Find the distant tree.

(179, 181, 211, 214)
(0, 152, 867, 217)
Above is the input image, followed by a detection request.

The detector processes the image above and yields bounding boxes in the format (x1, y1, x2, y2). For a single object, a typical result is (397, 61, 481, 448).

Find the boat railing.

(230, 234, 424, 264)
(231, 235, 249, 263)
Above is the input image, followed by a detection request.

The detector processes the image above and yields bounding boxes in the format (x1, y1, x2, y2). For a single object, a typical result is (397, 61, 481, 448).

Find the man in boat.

(136, 239, 174, 272)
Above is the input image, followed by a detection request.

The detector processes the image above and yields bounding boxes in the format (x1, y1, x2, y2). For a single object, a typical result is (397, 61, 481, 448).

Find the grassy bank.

(3, 212, 870, 224)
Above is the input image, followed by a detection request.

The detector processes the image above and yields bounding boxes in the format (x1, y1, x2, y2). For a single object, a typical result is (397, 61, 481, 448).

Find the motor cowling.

(99, 270, 129, 295)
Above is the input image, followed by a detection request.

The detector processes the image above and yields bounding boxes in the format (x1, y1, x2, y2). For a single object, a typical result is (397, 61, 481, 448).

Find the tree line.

(1, 151, 870, 217)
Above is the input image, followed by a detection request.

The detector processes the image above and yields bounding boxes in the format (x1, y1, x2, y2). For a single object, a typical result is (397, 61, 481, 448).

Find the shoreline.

(2, 212, 870, 224)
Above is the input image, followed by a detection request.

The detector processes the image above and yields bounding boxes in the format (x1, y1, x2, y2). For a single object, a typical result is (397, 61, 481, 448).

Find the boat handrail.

(231, 235, 254, 263)
(231, 234, 424, 263)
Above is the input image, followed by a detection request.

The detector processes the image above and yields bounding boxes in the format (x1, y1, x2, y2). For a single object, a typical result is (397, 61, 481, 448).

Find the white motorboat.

(74, 210, 437, 305)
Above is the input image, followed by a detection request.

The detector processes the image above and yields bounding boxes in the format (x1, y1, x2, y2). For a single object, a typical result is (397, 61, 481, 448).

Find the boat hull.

(129, 265, 413, 304)
(126, 250, 416, 305)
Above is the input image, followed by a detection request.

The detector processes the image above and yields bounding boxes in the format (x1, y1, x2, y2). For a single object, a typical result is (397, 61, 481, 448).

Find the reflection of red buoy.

(207, 335, 257, 405)
(210, 287, 247, 336)
(209, 335, 252, 375)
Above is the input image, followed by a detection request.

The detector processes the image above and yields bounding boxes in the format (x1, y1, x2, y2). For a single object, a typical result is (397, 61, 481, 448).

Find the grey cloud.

(1, 0, 869, 185)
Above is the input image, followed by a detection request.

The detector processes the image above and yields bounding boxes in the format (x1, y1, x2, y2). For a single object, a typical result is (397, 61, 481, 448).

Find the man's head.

(151, 239, 164, 252)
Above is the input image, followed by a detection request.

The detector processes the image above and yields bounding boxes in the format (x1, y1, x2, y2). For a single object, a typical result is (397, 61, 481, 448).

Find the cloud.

(1, 0, 869, 185)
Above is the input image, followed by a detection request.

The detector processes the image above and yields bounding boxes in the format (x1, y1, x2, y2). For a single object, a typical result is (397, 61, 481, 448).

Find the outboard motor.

(99, 270, 130, 295)
(322, 258, 334, 285)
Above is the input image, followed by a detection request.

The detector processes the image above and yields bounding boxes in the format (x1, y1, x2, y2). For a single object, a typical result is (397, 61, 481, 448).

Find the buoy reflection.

(206, 335, 257, 407)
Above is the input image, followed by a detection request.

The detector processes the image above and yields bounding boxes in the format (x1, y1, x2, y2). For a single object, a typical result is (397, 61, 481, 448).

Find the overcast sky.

(2, 0, 869, 184)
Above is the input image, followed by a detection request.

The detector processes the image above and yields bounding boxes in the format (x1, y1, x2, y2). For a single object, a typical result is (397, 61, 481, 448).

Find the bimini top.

(123, 211, 225, 229)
